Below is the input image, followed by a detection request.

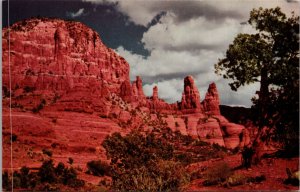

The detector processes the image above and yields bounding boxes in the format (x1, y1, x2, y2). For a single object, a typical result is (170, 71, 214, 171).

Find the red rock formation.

(202, 82, 220, 115)
(131, 76, 146, 102)
(179, 76, 202, 113)
(145, 85, 178, 113)
(2, 18, 250, 150)
(120, 80, 132, 102)
(152, 86, 158, 100)
(2, 18, 131, 111)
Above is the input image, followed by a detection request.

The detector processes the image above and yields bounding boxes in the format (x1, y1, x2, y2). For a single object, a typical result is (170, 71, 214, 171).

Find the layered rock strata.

(2, 18, 250, 149)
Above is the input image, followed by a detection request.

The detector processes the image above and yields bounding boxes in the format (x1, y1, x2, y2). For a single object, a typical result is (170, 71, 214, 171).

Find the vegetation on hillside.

(2, 160, 84, 191)
(101, 129, 230, 191)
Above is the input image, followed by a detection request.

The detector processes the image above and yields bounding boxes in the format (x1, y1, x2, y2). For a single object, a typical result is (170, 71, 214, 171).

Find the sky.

(2, 0, 299, 107)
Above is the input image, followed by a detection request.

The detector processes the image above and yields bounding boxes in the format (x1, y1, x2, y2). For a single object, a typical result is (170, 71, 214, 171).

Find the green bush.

(86, 160, 111, 177)
(112, 160, 189, 191)
(3, 160, 85, 190)
(102, 131, 189, 191)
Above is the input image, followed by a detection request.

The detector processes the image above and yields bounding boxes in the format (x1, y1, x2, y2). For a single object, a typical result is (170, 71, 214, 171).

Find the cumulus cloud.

(116, 46, 221, 82)
(83, 0, 298, 27)
(143, 79, 183, 103)
(114, 9, 262, 106)
(95, 0, 298, 107)
(142, 12, 241, 51)
(67, 8, 85, 18)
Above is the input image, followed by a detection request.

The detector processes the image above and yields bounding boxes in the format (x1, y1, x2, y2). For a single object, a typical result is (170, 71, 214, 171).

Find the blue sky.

(2, 0, 299, 107)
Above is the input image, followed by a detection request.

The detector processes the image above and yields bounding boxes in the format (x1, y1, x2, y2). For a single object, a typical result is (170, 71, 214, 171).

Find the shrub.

(35, 183, 60, 191)
(2, 171, 11, 190)
(98, 178, 111, 187)
(7, 166, 40, 190)
(2, 160, 84, 190)
(42, 148, 53, 157)
(12, 134, 18, 142)
(86, 160, 111, 177)
(55, 162, 65, 176)
(212, 143, 228, 152)
(51, 142, 59, 148)
(3, 86, 10, 98)
(38, 159, 57, 183)
(62, 167, 77, 185)
(55, 162, 84, 187)
(23, 86, 35, 93)
(102, 131, 189, 191)
(190, 168, 206, 180)
(241, 146, 255, 168)
(13, 171, 21, 188)
(112, 160, 189, 191)
(247, 174, 266, 183)
(192, 139, 209, 146)
(284, 168, 299, 186)
(99, 114, 107, 118)
(32, 99, 46, 113)
(20, 166, 30, 188)
(67, 178, 85, 188)
(68, 157, 74, 165)
(52, 118, 57, 123)
(203, 162, 232, 186)
(227, 173, 247, 186)
(175, 153, 193, 165)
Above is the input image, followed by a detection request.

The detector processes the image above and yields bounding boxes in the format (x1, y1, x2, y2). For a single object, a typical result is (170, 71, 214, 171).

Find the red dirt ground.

(186, 154, 299, 191)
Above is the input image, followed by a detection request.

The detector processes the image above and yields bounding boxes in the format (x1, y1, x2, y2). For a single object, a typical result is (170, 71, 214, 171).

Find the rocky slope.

(2, 18, 252, 171)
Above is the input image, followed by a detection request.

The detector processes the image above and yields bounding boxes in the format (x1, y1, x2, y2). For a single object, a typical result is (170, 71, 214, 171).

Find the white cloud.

(114, 9, 263, 106)
(116, 46, 222, 80)
(97, 0, 298, 107)
(142, 12, 242, 51)
(215, 80, 260, 107)
(83, 0, 299, 27)
(143, 79, 183, 103)
(67, 8, 85, 18)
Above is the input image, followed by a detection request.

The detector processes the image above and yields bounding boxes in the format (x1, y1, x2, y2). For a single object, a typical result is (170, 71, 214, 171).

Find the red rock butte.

(2, 18, 251, 167)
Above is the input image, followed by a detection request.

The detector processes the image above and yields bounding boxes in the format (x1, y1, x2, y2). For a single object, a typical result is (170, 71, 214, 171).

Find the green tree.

(215, 7, 299, 148)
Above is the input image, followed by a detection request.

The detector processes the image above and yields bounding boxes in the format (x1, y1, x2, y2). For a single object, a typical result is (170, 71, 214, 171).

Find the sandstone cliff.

(2, 18, 250, 149)
(2, 18, 130, 113)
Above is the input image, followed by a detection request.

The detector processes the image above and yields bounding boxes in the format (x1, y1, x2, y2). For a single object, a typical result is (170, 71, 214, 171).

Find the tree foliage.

(215, 7, 299, 148)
